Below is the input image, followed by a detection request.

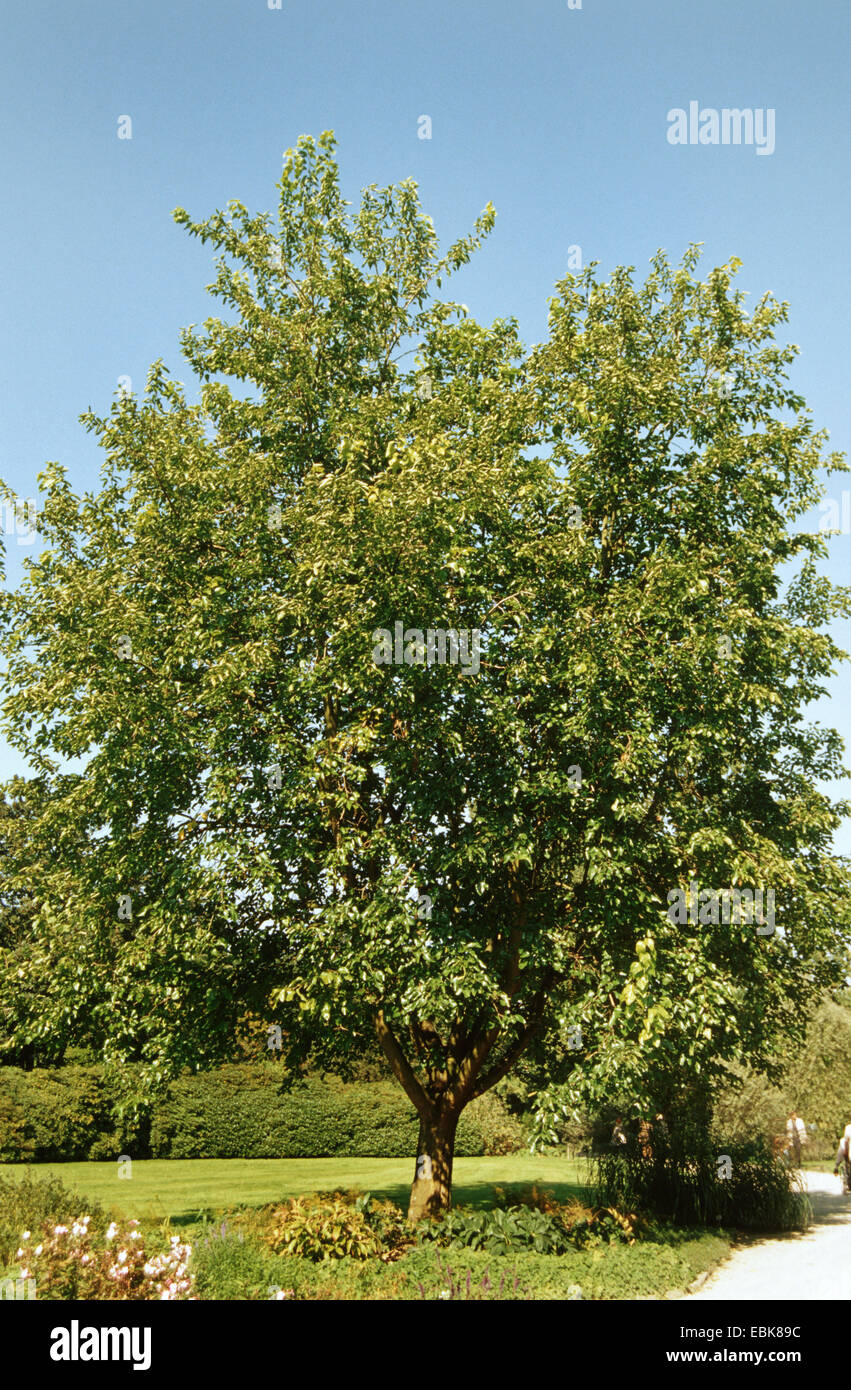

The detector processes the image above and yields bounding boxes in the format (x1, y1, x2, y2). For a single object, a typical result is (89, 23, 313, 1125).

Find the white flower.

(439, 1289, 451, 1299)
(34, 1245, 43, 1256)
(105, 1222, 118, 1241)
(53, 1224, 69, 1236)
(21, 1231, 30, 1241)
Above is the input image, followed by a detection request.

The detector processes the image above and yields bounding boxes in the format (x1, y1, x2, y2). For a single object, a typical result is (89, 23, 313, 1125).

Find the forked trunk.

(407, 1108, 460, 1221)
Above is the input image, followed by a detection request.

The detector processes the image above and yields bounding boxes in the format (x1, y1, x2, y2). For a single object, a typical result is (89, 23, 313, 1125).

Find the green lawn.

(0, 1154, 593, 1225)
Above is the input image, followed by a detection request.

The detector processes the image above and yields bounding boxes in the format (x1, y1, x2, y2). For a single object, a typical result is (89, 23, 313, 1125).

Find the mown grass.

(0, 1154, 591, 1228)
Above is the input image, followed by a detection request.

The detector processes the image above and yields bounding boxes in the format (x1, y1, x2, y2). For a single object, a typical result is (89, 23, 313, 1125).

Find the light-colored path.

(688, 1171, 851, 1300)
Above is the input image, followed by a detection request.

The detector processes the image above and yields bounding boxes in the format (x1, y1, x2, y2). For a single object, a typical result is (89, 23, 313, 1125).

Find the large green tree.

(1, 133, 849, 1217)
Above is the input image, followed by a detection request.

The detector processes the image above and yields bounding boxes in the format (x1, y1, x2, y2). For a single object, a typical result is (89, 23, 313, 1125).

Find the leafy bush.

(16, 1216, 195, 1300)
(567, 1205, 646, 1248)
(0, 1066, 146, 1163)
(261, 1194, 386, 1262)
(417, 1194, 646, 1258)
(463, 1091, 526, 1156)
(0, 1170, 107, 1267)
(418, 1204, 573, 1256)
(149, 1067, 511, 1160)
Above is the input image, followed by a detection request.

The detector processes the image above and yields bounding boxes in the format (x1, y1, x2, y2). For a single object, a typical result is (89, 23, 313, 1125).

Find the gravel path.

(687, 1171, 851, 1301)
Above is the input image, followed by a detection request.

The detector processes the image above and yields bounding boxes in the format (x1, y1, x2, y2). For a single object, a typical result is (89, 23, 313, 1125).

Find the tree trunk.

(407, 1107, 460, 1222)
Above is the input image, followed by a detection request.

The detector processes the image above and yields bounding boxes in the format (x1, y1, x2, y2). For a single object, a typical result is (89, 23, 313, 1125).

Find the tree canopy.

(1, 131, 849, 1215)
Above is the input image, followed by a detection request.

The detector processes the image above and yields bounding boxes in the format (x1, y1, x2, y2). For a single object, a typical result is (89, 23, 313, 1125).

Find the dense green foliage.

(189, 1230, 729, 1301)
(417, 1204, 573, 1256)
(1, 1164, 730, 1302)
(784, 997, 851, 1155)
(260, 1191, 399, 1261)
(711, 993, 851, 1159)
(594, 1129, 807, 1231)
(0, 1065, 144, 1163)
(0, 1063, 522, 1162)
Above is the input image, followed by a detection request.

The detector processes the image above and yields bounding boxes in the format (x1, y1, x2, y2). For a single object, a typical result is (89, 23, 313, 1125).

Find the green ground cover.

(261, 1235, 732, 1301)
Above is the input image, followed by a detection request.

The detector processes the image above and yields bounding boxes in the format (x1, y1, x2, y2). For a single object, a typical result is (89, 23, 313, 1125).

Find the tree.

(0, 776, 69, 1067)
(1, 133, 849, 1218)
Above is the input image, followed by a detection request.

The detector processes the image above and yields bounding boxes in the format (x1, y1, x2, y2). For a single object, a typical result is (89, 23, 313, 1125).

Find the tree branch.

(374, 1010, 432, 1121)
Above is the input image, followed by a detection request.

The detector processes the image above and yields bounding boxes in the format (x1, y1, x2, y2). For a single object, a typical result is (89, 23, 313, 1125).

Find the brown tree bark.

(407, 1106, 460, 1221)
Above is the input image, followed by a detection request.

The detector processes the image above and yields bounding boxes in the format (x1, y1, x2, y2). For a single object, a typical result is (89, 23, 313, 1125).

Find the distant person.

(785, 1111, 808, 1167)
(833, 1122, 851, 1191)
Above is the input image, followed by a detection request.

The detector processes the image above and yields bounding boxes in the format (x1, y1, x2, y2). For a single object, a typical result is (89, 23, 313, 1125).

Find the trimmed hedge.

(0, 1065, 145, 1164)
(0, 1063, 523, 1162)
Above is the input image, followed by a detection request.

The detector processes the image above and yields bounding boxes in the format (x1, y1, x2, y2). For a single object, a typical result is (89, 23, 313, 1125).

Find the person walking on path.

(833, 1122, 851, 1192)
(785, 1110, 808, 1167)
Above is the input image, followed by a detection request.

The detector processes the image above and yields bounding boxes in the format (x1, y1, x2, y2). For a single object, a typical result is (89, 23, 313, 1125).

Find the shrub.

(0, 1062, 520, 1161)
(191, 1221, 292, 1301)
(0, 1170, 107, 1267)
(16, 1217, 195, 1300)
(566, 1206, 646, 1248)
(261, 1195, 386, 1262)
(148, 1067, 513, 1160)
(463, 1091, 526, 1156)
(417, 1195, 647, 1258)
(0, 1066, 146, 1163)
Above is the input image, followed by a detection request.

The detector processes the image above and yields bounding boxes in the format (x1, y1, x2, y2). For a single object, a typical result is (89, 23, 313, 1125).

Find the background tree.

(1, 133, 849, 1218)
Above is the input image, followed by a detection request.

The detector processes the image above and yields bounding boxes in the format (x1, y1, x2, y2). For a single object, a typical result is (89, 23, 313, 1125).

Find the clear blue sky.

(1, 0, 849, 850)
